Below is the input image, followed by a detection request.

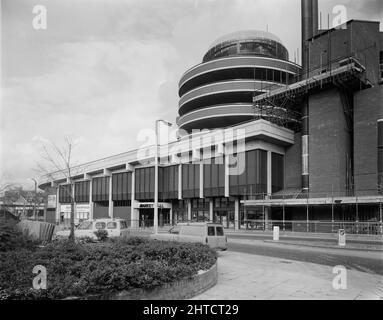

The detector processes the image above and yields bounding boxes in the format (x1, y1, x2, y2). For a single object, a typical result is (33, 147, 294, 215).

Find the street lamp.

(30, 178, 37, 220)
(154, 119, 172, 234)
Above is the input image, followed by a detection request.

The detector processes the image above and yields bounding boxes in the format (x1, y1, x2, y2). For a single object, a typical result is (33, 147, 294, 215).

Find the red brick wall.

(354, 86, 383, 195)
(308, 88, 351, 194)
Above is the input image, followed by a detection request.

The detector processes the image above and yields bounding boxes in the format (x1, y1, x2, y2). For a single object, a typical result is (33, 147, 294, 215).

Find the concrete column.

(54, 183, 60, 224)
(131, 170, 139, 228)
(103, 169, 113, 219)
(209, 199, 214, 222)
(199, 163, 203, 199)
(224, 154, 230, 198)
(85, 174, 93, 220)
(108, 176, 113, 219)
(169, 207, 173, 226)
(267, 150, 272, 195)
(178, 164, 182, 200)
(234, 198, 240, 230)
(187, 199, 192, 221)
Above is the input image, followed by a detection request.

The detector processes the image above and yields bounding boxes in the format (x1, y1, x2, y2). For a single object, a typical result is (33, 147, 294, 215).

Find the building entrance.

(214, 210, 235, 228)
(213, 198, 235, 228)
(138, 208, 171, 228)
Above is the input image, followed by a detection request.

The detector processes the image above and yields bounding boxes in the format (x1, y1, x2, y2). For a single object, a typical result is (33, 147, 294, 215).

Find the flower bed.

(0, 229, 217, 300)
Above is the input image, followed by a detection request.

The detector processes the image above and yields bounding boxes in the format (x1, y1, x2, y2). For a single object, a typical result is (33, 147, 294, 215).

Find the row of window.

(58, 151, 284, 203)
(179, 67, 297, 97)
(203, 39, 289, 63)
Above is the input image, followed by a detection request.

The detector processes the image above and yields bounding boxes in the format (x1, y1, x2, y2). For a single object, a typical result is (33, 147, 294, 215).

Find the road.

(227, 239, 383, 275)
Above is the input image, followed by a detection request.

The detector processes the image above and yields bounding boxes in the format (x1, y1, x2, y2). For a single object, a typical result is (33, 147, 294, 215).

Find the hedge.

(0, 236, 217, 300)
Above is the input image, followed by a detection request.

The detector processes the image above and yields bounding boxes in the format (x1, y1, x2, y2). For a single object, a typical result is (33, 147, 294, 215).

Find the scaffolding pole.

(356, 195, 359, 234)
(306, 191, 309, 232)
(282, 194, 285, 231)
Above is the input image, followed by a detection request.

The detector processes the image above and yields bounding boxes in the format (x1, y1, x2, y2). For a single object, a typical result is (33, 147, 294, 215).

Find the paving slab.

(192, 251, 383, 300)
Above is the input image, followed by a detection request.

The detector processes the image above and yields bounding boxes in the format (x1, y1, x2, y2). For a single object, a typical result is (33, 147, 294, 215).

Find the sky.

(1, 0, 382, 189)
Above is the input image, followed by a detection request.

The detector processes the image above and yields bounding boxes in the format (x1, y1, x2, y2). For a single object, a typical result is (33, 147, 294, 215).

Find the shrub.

(77, 237, 97, 244)
(0, 218, 37, 252)
(0, 238, 217, 300)
(94, 229, 108, 242)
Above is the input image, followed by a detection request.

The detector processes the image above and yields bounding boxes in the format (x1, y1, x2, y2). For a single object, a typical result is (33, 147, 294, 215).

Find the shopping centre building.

(38, 0, 383, 231)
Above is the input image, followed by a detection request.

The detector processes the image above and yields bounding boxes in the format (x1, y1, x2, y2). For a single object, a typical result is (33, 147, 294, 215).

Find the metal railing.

(55, 217, 383, 236)
(240, 220, 383, 235)
(243, 189, 383, 201)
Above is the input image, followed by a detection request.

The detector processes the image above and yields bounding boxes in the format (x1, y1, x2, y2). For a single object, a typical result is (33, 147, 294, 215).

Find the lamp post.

(154, 119, 172, 234)
(30, 178, 37, 220)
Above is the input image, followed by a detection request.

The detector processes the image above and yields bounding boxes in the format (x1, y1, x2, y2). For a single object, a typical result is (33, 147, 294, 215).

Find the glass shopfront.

(213, 198, 235, 228)
(173, 200, 188, 222)
(138, 208, 170, 228)
(191, 198, 209, 222)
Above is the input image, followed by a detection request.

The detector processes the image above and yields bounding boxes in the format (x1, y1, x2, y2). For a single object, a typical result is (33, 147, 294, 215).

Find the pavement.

(228, 238, 383, 275)
(192, 250, 383, 300)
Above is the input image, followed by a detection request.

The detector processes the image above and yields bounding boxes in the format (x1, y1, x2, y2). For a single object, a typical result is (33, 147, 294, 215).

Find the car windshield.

(216, 226, 224, 236)
(77, 221, 93, 230)
(107, 222, 117, 229)
(95, 222, 106, 230)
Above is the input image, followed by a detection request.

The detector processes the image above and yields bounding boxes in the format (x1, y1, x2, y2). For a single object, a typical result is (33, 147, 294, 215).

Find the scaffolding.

(250, 55, 369, 132)
(240, 188, 383, 234)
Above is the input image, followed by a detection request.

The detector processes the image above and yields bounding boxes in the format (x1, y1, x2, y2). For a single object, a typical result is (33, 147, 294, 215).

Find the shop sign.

(47, 195, 56, 208)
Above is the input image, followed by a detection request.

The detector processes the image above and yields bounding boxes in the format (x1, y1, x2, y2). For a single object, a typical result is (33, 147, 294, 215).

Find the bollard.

(273, 226, 280, 241)
(338, 229, 346, 247)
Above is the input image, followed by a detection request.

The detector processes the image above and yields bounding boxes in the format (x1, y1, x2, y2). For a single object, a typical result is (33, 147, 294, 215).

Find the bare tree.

(35, 137, 79, 241)
(0, 177, 24, 219)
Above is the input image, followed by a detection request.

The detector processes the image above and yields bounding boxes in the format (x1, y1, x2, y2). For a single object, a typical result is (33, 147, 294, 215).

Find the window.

(107, 222, 117, 229)
(95, 222, 106, 230)
(208, 226, 215, 236)
(120, 221, 128, 229)
(77, 221, 93, 230)
(216, 227, 224, 236)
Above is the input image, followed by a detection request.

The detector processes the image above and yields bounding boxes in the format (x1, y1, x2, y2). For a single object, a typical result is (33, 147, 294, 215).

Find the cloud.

(1, 0, 382, 188)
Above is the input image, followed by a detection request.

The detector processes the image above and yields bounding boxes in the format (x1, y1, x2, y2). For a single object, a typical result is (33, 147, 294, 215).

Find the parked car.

(150, 222, 228, 250)
(54, 219, 129, 240)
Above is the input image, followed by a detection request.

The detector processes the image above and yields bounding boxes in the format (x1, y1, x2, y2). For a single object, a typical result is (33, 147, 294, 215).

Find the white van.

(55, 219, 129, 240)
(150, 222, 228, 250)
